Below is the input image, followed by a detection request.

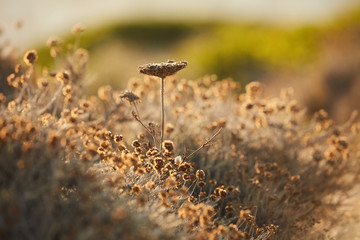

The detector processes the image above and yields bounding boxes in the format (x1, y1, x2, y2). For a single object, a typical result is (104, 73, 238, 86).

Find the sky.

(0, 0, 359, 49)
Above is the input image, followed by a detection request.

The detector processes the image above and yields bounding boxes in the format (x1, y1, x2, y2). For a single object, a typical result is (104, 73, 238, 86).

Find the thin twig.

(183, 127, 223, 162)
(132, 108, 157, 146)
(131, 97, 158, 147)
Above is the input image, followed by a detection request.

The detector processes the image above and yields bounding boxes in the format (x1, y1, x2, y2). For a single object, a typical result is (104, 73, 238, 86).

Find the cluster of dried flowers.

(0, 27, 359, 240)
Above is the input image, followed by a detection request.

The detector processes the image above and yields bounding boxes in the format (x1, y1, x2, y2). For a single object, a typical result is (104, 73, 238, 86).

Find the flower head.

(23, 50, 38, 66)
(138, 60, 187, 78)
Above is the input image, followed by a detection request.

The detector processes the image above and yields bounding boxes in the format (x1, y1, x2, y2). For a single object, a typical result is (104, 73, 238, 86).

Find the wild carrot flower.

(139, 60, 187, 153)
(138, 60, 187, 79)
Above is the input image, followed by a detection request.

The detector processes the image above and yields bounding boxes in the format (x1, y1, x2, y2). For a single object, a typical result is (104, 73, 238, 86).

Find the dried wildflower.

(79, 100, 91, 111)
(162, 140, 174, 152)
(196, 169, 205, 180)
(204, 206, 215, 217)
(239, 209, 252, 222)
(199, 191, 207, 200)
(119, 90, 140, 104)
(46, 36, 61, 47)
(23, 50, 38, 66)
(75, 48, 88, 61)
(62, 85, 72, 96)
(245, 81, 262, 97)
(188, 196, 197, 203)
(145, 181, 156, 190)
(135, 147, 142, 154)
(165, 123, 175, 134)
(226, 186, 234, 193)
(137, 132, 145, 140)
(178, 162, 191, 172)
(225, 205, 234, 213)
(197, 181, 206, 188)
(72, 23, 85, 34)
(131, 184, 142, 194)
(154, 157, 164, 167)
(138, 60, 187, 78)
(47, 131, 60, 149)
(56, 71, 71, 84)
(209, 179, 217, 185)
(131, 140, 141, 148)
(98, 85, 112, 101)
(114, 135, 123, 143)
(209, 194, 218, 202)
(37, 78, 49, 88)
(14, 64, 22, 73)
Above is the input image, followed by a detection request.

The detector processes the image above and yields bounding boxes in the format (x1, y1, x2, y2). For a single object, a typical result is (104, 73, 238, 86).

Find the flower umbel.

(138, 60, 188, 78)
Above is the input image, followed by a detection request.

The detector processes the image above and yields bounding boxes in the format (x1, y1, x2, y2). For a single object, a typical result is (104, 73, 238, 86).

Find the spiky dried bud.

(139, 60, 187, 78)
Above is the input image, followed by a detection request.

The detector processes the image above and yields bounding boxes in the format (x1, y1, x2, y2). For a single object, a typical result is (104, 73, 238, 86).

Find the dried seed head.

(119, 90, 140, 104)
(131, 184, 142, 194)
(46, 36, 62, 47)
(165, 123, 175, 134)
(131, 140, 141, 148)
(72, 23, 85, 34)
(114, 135, 123, 143)
(145, 181, 156, 190)
(98, 85, 112, 101)
(197, 181, 206, 188)
(162, 140, 174, 152)
(56, 71, 71, 84)
(196, 169, 205, 180)
(139, 60, 188, 78)
(23, 50, 38, 66)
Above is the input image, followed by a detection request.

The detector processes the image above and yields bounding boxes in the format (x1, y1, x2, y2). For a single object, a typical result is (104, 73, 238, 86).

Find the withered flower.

(138, 60, 187, 78)
(119, 90, 140, 104)
(24, 50, 38, 66)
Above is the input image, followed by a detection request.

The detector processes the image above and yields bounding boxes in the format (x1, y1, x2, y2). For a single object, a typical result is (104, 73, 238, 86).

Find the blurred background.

(1, 0, 360, 123)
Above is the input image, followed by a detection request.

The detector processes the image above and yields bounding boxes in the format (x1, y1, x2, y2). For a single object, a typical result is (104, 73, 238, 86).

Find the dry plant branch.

(139, 60, 187, 152)
(183, 127, 223, 162)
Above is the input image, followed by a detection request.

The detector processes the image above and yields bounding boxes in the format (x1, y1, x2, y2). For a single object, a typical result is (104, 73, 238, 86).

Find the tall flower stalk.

(139, 60, 187, 153)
